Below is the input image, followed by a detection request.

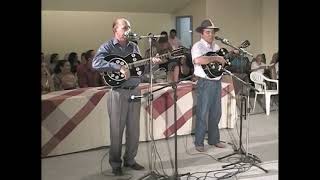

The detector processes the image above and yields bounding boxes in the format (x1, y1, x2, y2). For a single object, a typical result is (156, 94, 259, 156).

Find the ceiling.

(42, 0, 193, 13)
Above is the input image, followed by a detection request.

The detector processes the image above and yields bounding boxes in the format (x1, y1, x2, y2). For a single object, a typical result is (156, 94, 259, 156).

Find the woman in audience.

(49, 53, 59, 74)
(251, 54, 267, 74)
(80, 52, 87, 65)
(68, 52, 80, 74)
(41, 62, 55, 94)
(179, 52, 194, 80)
(270, 52, 279, 80)
(52, 60, 78, 91)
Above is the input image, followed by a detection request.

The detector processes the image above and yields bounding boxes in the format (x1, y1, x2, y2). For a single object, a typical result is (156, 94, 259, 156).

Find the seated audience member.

(261, 53, 273, 78)
(68, 52, 80, 74)
(142, 37, 165, 82)
(261, 53, 267, 64)
(73, 60, 80, 74)
(52, 60, 78, 90)
(157, 31, 172, 54)
(168, 29, 182, 50)
(270, 52, 279, 80)
(251, 54, 267, 74)
(77, 50, 104, 88)
(144, 37, 159, 58)
(157, 31, 180, 82)
(41, 62, 55, 94)
(251, 53, 277, 90)
(144, 33, 159, 58)
(80, 52, 87, 65)
(49, 53, 59, 74)
(179, 52, 194, 80)
(168, 29, 194, 81)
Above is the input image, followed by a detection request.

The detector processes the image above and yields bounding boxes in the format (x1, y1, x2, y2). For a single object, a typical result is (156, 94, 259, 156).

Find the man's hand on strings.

(151, 53, 162, 64)
(211, 56, 227, 66)
(232, 49, 240, 54)
(119, 65, 130, 80)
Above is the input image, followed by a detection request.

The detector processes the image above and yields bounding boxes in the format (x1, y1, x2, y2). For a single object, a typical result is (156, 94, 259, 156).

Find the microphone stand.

(214, 38, 268, 172)
(127, 33, 165, 40)
(135, 72, 192, 180)
(157, 75, 192, 180)
(137, 34, 159, 180)
(218, 68, 268, 173)
(147, 76, 193, 180)
(216, 37, 254, 58)
(134, 33, 171, 180)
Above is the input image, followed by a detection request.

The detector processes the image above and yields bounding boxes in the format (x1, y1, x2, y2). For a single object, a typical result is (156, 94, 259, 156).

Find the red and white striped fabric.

(41, 76, 236, 157)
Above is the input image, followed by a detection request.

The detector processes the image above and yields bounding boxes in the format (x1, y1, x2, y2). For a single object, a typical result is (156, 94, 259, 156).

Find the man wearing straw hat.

(191, 18, 227, 152)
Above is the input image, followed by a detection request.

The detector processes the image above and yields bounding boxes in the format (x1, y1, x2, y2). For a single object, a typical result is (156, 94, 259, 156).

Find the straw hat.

(195, 18, 220, 33)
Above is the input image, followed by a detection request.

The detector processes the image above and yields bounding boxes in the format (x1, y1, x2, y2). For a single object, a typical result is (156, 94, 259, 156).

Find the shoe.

(214, 142, 226, 148)
(112, 167, 123, 176)
(124, 162, 145, 170)
(195, 146, 205, 152)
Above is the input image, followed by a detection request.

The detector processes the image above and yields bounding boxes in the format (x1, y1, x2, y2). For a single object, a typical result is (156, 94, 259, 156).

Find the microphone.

(130, 92, 152, 100)
(130, 95, 143, 100)
(146, 33, 166, 38)
(239, 40, 250, 48)
(125, 31, 166, 40)
(215, 36, 230, 44)
(124, 31, 139, 39)
(215, 36, 253, 57)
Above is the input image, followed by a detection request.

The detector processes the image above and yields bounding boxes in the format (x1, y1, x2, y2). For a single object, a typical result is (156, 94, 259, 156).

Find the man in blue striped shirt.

(92, 18, 161, 176)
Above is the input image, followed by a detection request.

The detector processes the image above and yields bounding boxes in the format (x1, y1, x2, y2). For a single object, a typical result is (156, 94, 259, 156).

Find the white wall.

(42, 0, 278, 63)
(205, 0, 262, 60)
(174, 0, 278, 62)
(42, 11, 174, 59)
(262, 0, 278, 63)
(174, 0, 206, 45)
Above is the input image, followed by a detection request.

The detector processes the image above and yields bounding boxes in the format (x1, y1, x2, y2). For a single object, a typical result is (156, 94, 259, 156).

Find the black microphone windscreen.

(215, 36, 223, 41)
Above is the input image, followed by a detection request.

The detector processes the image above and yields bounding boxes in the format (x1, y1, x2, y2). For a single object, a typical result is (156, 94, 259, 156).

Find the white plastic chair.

(250, 72, 278, 115)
